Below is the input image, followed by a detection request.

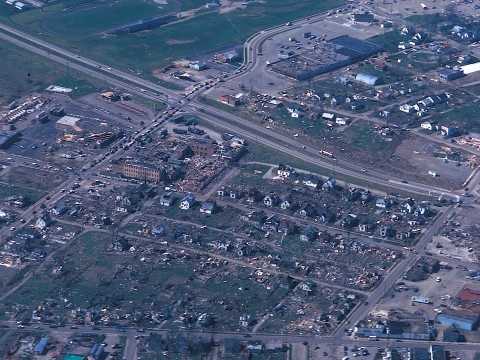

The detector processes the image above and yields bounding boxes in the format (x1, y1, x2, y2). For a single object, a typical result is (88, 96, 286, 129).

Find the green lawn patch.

(0, 0, 344, 74)
(0, 41, 101, 105)
(0, 183, 45, 205)
(436, 102, 480, 133)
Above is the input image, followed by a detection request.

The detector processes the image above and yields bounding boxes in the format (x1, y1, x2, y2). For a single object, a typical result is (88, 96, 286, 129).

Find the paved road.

(124, 330, 138, 360)
(3, 320, 480, 353)
(190, 105, 460, 200)
(334, 205, 456, 337)
(0, 23, 463, 202)
(215, 198, 402, 251)
(0, 9, 472, 358)
(54, 218, 367, 295)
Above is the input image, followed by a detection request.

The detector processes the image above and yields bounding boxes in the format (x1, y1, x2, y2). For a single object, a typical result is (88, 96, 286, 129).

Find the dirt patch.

(394, 136, 472, 189)
(428, 235, 477, 263)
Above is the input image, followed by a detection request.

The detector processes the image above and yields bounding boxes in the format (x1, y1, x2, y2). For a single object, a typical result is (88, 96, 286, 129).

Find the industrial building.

(271, 35, 382, 80)
(355, 72, 380, 86)
(118, 160, 165, 184)
(436, 312, 479, 331)
(108, 15, 176, 34)
(353, 12, 375, 23)
(437, 68, 465, 81)
(56, 116, 83, 133)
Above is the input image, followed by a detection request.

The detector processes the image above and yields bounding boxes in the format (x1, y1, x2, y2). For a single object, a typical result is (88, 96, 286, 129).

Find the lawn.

(273, 106, 328, 138)
(465, 84, 480, 96)
(342, 122, 396, 153)
(436, 102, 480, 133)
(0, 0, 344, 75)
(406, 13, 460, 32)
(0, 183, 46, 205)
(368, 29, 404, 53)
(1, 166, 66, 192)
(0, 41, 100, 105)
(1, 230, 294, 332)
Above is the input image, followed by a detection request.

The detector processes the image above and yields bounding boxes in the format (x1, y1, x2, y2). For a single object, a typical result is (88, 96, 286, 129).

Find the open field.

(0, 0, 344, 75)
(1, 166, 66, 192)
(0, 182, 45, 205)
(0, 42, 100, 105)
(436, 102, 480, 134)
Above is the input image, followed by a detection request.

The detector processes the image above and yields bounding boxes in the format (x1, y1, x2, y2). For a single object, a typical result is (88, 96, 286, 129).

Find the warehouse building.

(56, 115, 83, 133)
(355, 72, 380, 86)
(436, 312, 479, 331)
(438, 68, 465, 81)
(271, 35, 382, 80)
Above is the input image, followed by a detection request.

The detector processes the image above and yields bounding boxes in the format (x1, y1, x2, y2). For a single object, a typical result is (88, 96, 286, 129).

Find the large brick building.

(120, 161, 164, 184)
(189, 138, 217, 157)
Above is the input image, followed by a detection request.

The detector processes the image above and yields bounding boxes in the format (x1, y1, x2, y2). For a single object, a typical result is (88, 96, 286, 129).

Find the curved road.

(0, 18, 462, 202)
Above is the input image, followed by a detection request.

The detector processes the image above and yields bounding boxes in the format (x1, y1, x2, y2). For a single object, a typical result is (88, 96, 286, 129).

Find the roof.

(329, 35, 382, 57)
(63, 355, 86, 360)
(353, 12, 375, 22)
(45, 85, 73, 94)
(437, 312, 479, 323)
(57, 116, 82, 132)
(356, 73, 379, 85)
(461, 61, 480, 75)
(457, 287, 480, 302)
(438, 67, 463, 75)
(201, 202, 216, 210)
(35, 337, 48, 352)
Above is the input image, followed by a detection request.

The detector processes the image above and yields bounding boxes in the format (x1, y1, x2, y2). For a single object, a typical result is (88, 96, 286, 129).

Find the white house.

(336, 117, 349, 126)
(200, 201, 216, 214)
(399, 104, 413, 113)
(421, 122, 434, 131)
(179, 193, 195, 210)
(322, 112, 336, 120)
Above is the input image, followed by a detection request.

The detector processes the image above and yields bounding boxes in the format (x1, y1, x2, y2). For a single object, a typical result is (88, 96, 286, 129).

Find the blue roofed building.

(430, 345, 447, 360)
(410, 348, 429, 360)
(437, 312, 479, 331)
(35, 337, 48, 355)
(90, 343, 105, 360)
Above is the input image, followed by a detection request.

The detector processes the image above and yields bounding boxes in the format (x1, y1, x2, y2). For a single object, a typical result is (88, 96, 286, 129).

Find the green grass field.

(369, 29, 404, 53)
(436, 102, 480, 133)
(0, 182, 45, 205)
(0, 41, 100, 104)
(343, 122, 398, 154)
(1, 230, 294, 332)
(0, 0, 344, 75)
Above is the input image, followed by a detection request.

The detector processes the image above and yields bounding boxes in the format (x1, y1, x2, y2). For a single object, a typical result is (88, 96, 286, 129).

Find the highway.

(0, 8, 475, 358)
(0, 21, 463, 202)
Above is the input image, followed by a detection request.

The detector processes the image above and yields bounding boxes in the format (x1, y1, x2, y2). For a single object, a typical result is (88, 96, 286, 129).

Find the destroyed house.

(179, 193, 195, 210)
